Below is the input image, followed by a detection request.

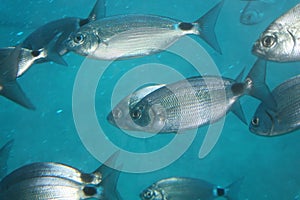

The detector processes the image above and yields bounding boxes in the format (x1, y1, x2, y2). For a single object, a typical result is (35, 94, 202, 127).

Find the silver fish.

(140, 177, 243, 200)
(0, 45, 35, 109)
(250, 75, 300, 136)
(123, 59, 275, 133)
(107, 84, 165, 130)
(0, 140, 14, 180)
(20, 0, 106, 67)
(66, 1, 224, 60)
(240, 0, 278, 25)
(252, 3, 300, 62)
(0, 153, 122, 200)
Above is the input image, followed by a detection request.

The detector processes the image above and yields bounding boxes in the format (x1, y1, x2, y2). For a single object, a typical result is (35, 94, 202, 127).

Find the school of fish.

(1, 0, 300, 199)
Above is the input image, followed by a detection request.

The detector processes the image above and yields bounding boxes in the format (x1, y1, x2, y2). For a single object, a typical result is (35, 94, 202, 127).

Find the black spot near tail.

(178, 22, 194, 30)
(83, 186, 97, 196)
(231, 83, 244, 96)
(81, 173, 95, 183)
(217, 187, 225, 196)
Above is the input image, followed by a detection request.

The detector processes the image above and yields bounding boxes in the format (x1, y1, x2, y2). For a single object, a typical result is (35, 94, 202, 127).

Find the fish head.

(107, 94, 140, 131)
(66, 30, 99, 57)
(240, 8, 264, 25)
(252, 24, 295, 61)
(249, 104, 275, 136)
(140, 187, 164, 200)
(107, 85, 166, 132)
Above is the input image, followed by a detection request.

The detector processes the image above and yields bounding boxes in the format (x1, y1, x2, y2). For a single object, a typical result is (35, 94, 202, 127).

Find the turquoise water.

(1, 0, 300, 199)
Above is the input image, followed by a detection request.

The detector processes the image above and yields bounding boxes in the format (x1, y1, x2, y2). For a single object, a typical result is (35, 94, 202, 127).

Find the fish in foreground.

(140, 177, 243, 200)
(19, 0, 106, 70)
(252, 3, 300, 62)
(250, 75, 300, 136)
(240, 0, 286, 25)
(66, 1, 224, 60)
(110, 59, 275, 133)
(0, 45, 35, 109)
(0, 152, 123, 200)
(0, 140, 14, 180)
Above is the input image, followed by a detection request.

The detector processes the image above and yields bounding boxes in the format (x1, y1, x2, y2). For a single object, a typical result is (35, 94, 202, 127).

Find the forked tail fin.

(194, 0, 224, 54)
(246, 58, 276, 110)
(224, 177, 244, 200)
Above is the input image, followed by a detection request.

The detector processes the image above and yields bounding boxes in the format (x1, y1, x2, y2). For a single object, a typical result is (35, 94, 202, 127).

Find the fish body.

(18, 0, 106, 69)
(129, 76, 242, 133)
(107, 84, 165, 130)
(66, 1, 223, 60)
(140, 177, 242, 200)
(0, 45, 35, 109)
(0, 140, 14, 180)
(121, 59, 275, 133)
(252, 3, 300, 62)
(0, 152, 122, 200)
(250, 75, 300, 136)
(0, 176, 101, 200)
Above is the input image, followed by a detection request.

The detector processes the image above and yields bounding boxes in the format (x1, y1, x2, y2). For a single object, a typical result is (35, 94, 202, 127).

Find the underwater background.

(1, 0, 300, 199)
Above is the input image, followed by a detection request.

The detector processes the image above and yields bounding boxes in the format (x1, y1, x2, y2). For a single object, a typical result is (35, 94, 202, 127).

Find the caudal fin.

(0, 45, 35, 109)
(99, 167, 123, 200)
(194, 0, 224, 54)
(0, 140, 14, 180)
(0, 81, 35, 110)
(224, 177, 244, 200)
(93, 151, 120, 179)
(246, 59, 276, 110)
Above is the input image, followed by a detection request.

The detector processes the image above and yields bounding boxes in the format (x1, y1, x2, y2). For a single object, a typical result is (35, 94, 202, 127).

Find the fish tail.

(0, 81, 35, 110)
(0, 139, 14, 180)
(93, 151, 120, 179)
(194, 0, 224, 54)
(46, 36, 68, 66)
(224, 177, 244, 200)
(246, 58, 277, 110)
(99, 165, 123, 200)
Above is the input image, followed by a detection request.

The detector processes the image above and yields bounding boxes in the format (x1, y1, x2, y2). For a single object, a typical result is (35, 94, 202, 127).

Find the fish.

(19, 0, 106, 68)
(252, 3, 300, 62)
(140, 177, 243, 200)
(0, 140, 14, 180)
(117, 59, 275, 133)
(107, 84, 165, 130)
(66, 1, 224, 60)
(240, 0, 286, 25)
(250, 75, 300, 136)
(0, 45, 35, 109)
(0, 152, 123, 200)
(0, 47, 46, 77)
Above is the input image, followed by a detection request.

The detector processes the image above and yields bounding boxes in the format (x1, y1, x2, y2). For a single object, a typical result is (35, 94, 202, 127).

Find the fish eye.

(74, 33, 85, 44)
(131, 108, 142, 120)
(143, 189, 154, 199)
(251, 117, 259, 126)
(261, 35, 276, 48)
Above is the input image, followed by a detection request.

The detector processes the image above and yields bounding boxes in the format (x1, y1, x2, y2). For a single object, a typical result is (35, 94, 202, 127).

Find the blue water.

(1, 0, 300, 199)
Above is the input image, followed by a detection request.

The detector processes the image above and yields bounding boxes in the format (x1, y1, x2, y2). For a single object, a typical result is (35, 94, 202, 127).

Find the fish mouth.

(251, 41, 264, 57)
(106, 112, 117, 126)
